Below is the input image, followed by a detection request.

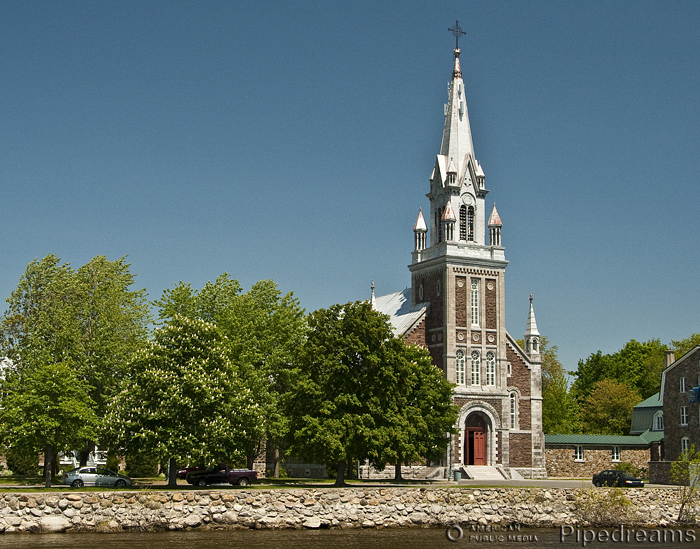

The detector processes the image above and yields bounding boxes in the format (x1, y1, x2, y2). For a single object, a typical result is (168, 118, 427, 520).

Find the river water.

(6, 527, 700, 549)
(0, 528, 559, 549)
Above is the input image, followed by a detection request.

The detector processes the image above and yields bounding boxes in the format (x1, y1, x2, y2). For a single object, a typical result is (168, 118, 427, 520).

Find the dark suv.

(592, 470, 644, 487)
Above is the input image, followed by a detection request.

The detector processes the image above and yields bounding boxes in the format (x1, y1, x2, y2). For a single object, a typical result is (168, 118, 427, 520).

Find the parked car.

(592, 470, 644, 488)
(62, 466, 132, 488)
(185, 464, 257, 487)
(176, 465, 205, 479)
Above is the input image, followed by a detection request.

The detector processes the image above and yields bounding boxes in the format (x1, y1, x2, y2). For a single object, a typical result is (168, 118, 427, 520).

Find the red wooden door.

(473, 430, 486, 465)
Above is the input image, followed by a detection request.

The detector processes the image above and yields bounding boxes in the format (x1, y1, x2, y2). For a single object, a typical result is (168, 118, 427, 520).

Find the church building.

(374, 27, 546, 479)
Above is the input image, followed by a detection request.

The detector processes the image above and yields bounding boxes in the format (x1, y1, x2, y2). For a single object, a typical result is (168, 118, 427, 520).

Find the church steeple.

(421, 32, 492, 252)
(440, 47, 475, 164)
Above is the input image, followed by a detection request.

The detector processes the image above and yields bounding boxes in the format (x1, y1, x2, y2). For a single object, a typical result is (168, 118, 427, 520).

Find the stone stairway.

(462, 465, 506, 480)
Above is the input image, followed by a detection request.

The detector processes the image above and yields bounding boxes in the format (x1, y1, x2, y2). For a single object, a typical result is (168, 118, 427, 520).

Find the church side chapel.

(373, 23, 546, 479)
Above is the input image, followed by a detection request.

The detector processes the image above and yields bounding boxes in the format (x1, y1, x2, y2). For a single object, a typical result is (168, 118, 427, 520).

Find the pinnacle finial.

(529, 293, 533, 304)
(371, 281, 376, 306)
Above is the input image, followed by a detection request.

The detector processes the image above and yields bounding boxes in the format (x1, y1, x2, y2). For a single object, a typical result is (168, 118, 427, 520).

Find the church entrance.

(463, 413, 487, 465)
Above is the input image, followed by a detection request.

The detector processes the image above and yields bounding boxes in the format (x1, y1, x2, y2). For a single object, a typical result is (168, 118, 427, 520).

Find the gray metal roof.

(373, 288, 427, 338)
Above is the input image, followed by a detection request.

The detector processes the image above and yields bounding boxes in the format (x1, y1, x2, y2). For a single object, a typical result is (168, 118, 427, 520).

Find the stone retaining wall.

(0, 487, 685, 534)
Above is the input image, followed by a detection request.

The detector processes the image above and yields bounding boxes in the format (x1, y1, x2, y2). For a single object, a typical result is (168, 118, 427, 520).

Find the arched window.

(437, 208, 444, 243)
(471, 351, 480, 386)
(486, 352, 496, 386)
(653, 411, 664, 431)
(459, 205, 467, 241)
(682, 437, 691, 454)
(467, 206, 474, 241)
(510, 393, 517, 429)
(532, 338, 538, 352)
(455, 350, 466, 385)
(470, 279, 479, 326)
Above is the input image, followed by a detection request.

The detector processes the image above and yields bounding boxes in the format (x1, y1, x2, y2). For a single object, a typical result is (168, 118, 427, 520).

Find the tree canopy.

(571, 338, 667, 401)
(153, 274, 306, 471)
(0, 254, 150, 466)
(672, 333, 700, 360)
(0, 362, 98, 487)
(105, 315, 262, 486)
(580, 378, 642, 435)
(284, 301, 455, 485)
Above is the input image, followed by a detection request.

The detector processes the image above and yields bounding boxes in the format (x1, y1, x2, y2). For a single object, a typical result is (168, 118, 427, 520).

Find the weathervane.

(448, 20, 466, 49)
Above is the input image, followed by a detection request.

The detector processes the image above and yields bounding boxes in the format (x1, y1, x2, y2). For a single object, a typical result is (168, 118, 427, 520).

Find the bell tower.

(404, 22, 545, 478)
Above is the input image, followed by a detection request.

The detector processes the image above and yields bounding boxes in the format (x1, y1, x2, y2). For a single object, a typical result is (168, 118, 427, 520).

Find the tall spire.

(439, 46, 475, 164)
(524, 294, 541, 361)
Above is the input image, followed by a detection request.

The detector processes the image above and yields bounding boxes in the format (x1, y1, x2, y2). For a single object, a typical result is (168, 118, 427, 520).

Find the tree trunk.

(394, 460, 403, 482)
(334, 460, 346, 487)
(44, 445, 53, 488)
(167, 457, 178, 488)
(273, 446, 280, 478)
(79, 440, 93, 467)
(246, 453, 254, 470)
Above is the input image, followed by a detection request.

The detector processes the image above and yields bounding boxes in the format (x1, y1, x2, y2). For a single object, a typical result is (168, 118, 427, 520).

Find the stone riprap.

(0, 487, 685, 534)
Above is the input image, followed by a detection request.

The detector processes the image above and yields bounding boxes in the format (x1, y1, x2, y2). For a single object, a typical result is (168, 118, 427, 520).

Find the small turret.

(413, 208, 427, 251)
(441, 202, 456, 242)
(488, 203, 502, 246)
(524, 294, 541, 362)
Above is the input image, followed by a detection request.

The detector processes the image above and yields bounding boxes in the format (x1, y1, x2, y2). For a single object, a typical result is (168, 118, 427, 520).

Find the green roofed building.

(545, 432, 662, 478)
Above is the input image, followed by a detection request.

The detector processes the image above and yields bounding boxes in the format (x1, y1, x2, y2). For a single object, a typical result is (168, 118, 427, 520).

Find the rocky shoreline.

(0, 487, 685, 534)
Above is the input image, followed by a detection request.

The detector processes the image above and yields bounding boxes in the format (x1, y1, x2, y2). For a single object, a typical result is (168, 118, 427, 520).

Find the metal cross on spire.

(448, 20, 466, 49)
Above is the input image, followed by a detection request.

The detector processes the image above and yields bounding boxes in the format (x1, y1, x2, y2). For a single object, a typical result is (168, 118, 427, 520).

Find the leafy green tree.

(572, 339, 666, 401)
(154, 275, 306, 473)
(1, 254, 150, 465)
(73, 256, 150, 462)
(672, 333, 700, 361)
(1, 255, 82, 373)
(105, 315, 262, 487)
(285, 301, 453, 486)
(580, 378, 641, 435)
(0, 362, 98, 487)
(371, 341, 457, 480)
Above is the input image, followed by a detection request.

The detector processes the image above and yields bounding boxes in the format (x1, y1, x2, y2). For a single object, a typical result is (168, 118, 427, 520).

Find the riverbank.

(0, 487, 684, 534)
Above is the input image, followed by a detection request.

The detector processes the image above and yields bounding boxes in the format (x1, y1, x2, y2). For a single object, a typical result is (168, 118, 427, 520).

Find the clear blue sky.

(2, 1, 699, 373)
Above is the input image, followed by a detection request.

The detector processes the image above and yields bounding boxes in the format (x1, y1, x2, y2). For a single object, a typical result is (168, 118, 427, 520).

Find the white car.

(62, 466, 132, 488)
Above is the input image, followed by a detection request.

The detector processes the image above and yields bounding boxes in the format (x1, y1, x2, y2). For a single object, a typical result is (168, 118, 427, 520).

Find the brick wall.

(510, 433, 532, 467)
(404, 318, 426, 347)
(545, 448, 650, 478)
(507, 342, 531, 397)
(649, 461, 673, 485)
(455, 275, 466, 327)
(485, 277, 497, 330)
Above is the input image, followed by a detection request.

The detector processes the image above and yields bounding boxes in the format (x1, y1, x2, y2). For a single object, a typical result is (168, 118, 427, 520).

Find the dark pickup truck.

(185, 465, 257, 487)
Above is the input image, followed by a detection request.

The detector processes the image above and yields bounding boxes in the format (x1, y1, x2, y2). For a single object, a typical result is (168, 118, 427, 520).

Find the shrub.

(575, 487, 637, 526)
(671, 445, 700, 524)
(613, 461, 645, 479)
(105, 452, 121, 473)
(6, 448, 39, 475)
(125, 453, 159, 478)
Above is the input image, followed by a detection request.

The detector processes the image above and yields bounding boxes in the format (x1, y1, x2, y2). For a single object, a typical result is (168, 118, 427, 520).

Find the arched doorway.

(464, 413, 487, 465)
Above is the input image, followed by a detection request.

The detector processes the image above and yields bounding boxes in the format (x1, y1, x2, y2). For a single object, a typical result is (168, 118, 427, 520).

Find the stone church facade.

(374, 41, 546, 478)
